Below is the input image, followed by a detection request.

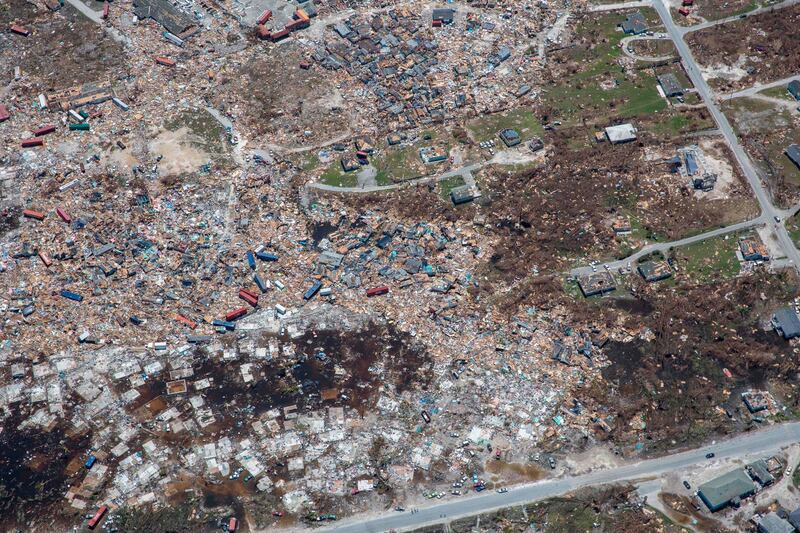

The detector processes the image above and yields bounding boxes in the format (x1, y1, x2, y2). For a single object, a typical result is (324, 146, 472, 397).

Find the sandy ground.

(148, 127, 211, 176)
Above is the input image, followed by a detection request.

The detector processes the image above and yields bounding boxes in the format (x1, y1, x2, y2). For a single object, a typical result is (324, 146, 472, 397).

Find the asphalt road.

(570, 216, 763, 277)
(652, 0, 800, 274)
(680, 0, 800, 34)
(321, 423, 800, 533)
(720, 74, 800, 100)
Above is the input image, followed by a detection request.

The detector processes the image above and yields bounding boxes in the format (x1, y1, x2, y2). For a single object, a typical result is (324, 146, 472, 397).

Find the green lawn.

(541, 10, 669, 128)
(761, 85, 797, 102)
(320, 163, 358, 187)
(373, 145, 427, 183)
(438, 175, 466, 201)
(672, 233, 742, 284)
(467, 108, 545, 143)
(786, 214, 800, 248)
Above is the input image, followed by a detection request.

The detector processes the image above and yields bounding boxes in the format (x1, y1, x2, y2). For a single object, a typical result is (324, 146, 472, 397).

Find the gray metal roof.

(774, 307, 800, 338)
(697, 468, 754, 510)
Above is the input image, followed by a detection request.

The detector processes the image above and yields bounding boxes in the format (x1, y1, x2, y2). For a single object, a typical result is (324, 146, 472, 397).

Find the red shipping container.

(56, 207, 72, 223)
(23, 209, 44, 220)
(239, 288, 258, 307)
(228, 517, 238, 532)
(34, 124, 57, 136)
(678, 7, 690, 15)
(102, 1, 109, 19)
(9, 24, 30, 36)
(175, 314, 197, 329)
(0, 104, 9, 122)
(256, 25, 271, 39)
(366, 286, 389, 297)
(257, 9, 272, 24)
(38, 251, 52, 267)
(21, 137, 44, 148)
(88, 505, 107, 529)
(155, 56, 176, 67)
(225, 307, 248, 321)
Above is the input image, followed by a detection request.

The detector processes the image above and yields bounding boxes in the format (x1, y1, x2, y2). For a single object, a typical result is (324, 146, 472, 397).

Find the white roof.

(605, 123, 637, 143)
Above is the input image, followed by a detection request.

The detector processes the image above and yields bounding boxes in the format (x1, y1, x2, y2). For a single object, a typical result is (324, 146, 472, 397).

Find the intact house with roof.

(577, 272, 616, 297)
(758, 512, 794, 533)
(658, 73, 683, 97)
(788, 80, 800, 101)
(637, 260, 672, 282)
(621, 11, 647, 35)
(499, 128, 521, 147)
(786, 144, 800, 170)
(697, 468, 756, 512)
(450, 185, 474, 205)
(772, 307, 800, 339)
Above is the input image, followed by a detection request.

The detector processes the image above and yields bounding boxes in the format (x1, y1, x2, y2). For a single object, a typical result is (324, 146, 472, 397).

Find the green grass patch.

(760, 85, 798, 102)
(438, 175, 466, 201)
(372, 145, 427, 183)
(786, 214, 800, 249)
(320, 163, 358, 187)
(672, 233, 742, 284)
(541, 11, 669, 128)
(467, 107, 544, 143)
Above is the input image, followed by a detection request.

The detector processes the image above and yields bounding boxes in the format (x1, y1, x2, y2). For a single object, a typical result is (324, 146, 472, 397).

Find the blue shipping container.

(61, 290, 83, 302)
(303, 280, 322, 300)
(85, 455, 96, 469)
(246, 251, 256, 270)
(256, 250, 279, 262)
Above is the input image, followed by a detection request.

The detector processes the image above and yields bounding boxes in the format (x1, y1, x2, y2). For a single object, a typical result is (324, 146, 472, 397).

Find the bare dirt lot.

(686, 4, 800, 92)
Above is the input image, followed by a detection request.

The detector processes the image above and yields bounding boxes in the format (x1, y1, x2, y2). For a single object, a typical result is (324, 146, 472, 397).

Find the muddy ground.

(0, 2, 128, 90)
(686, 4, 800, 92)
(0, 410, 91, 528)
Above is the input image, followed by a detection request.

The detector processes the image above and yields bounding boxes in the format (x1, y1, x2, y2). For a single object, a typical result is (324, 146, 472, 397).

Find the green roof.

(698, 468, 754, 511)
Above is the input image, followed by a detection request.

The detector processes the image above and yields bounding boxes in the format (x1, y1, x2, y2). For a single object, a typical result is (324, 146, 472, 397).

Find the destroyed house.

(133, 0, 194, 35)
(621, 12, 647, 35)
(786, 144, 800, 170)
(697, 468, 755, 512)
(432, 8, 455, 24)
(577, 271, 616, 297)
(773, 307, 800, 339)
(637, 260, 671, 282)
(788, 80, 800, 100)
(739, 237, 769, 261)
(742, 390, 770, 413)
(658, 73, 683, 97)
